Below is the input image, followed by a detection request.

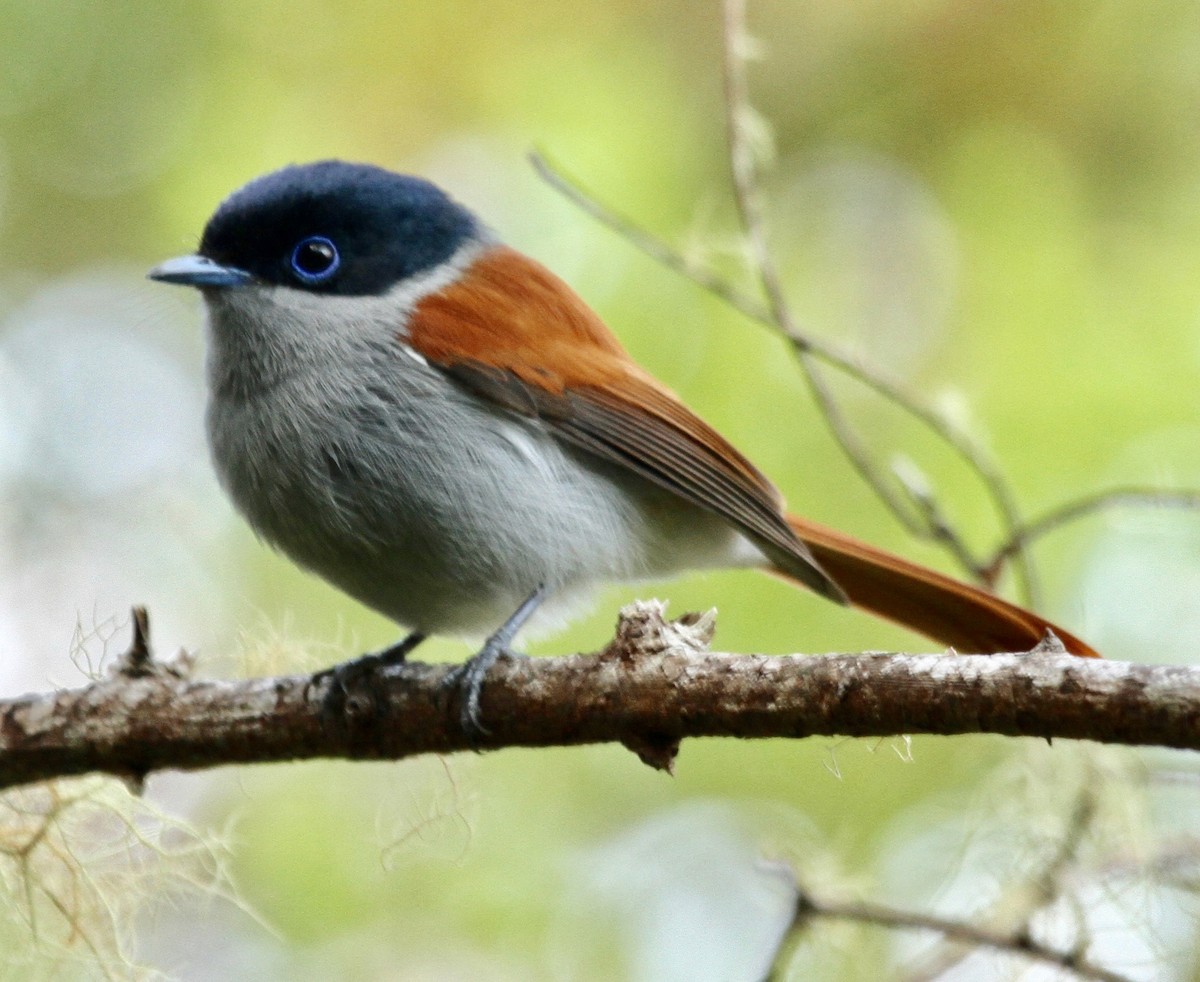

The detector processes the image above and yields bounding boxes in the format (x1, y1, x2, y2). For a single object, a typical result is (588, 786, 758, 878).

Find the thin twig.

(901, 782, 1100, 982)
(532, 52, 1043, 601)
(891, 456, 991, 580)
(530, 151, 772, 323)
(986, 487, 1200, 573)
(719, 0, 918, 526)
(719, 0, 1041, 603)
(1022, 786, 1098, 947)
(769, 888, 1133, 982)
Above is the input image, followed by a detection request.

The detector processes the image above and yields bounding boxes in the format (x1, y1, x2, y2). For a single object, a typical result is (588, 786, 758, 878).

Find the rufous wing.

(410, 245, 1098, 658)
(410, 245, 842, 601)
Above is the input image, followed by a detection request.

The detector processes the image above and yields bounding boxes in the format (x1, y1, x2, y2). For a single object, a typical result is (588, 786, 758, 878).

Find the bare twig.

(533, 53, 1045, 604)
(900, 781, 1100, 982)
(719, 0, 921, 530)
(535, 148, 1032, 576)
(116, 607, 152, 678)
(530, 151, 771, 324)
(1028, 787, 1098, 917)
(535, 0, 1050, 600)
(769, 887, 1133, 982)
(986, 487, 1200, 573)
(1, 601, 1198, 792)
(720, 0, 1043, 603)
(535, 148, 1065, 599)
(891, 456, 991, 580)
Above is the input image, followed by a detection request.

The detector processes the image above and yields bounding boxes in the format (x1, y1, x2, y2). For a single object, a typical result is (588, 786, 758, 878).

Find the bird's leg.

(443, 584, 546, 743)
(372, 631, 429, 666)
(313, 630, 428, 718)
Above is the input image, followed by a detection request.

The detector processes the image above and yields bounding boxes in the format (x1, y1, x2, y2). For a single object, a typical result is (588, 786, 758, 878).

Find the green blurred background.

(2, 0, 1199, 978)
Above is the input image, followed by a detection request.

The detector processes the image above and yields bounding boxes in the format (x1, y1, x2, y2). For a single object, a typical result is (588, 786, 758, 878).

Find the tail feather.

(782, 513, 1099, 658)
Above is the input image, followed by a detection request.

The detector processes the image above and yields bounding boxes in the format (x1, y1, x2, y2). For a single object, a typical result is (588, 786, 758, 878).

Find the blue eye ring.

(290, 236, 341, 284)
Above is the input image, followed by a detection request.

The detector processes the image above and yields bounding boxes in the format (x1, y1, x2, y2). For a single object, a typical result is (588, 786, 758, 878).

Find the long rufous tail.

(781, 514, 1099, 658)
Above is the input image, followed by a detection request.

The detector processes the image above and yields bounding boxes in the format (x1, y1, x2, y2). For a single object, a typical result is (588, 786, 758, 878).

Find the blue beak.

(148, 254, 253, 288)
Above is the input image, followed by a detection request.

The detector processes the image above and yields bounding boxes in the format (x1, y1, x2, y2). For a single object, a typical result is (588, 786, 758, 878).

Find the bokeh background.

(2, 0, 1199, 979)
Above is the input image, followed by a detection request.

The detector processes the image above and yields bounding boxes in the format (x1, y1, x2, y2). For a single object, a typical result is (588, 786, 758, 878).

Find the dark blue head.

(151, 161, 481, 296)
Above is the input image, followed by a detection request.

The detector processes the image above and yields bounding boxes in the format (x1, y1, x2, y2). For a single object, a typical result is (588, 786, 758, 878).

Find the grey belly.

(207, 370, 746, 638)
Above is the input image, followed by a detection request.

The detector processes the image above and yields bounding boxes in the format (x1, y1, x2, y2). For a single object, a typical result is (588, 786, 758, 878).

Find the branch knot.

(603, 600, 717, 665)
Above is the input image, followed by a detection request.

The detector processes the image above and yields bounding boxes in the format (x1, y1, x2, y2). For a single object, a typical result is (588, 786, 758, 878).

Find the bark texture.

(1, 603, 1195, 790)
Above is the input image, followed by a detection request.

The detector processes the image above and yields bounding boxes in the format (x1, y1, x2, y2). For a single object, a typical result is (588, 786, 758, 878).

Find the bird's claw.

(311, 652, 386, 721)
(440, 641, 527, 746)
(442, 584, 545, 745)
(310, 632, 426, 724)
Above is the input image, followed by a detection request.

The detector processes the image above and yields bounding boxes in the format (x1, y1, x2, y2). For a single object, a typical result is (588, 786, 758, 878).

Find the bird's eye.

(290, 236, 340, 284)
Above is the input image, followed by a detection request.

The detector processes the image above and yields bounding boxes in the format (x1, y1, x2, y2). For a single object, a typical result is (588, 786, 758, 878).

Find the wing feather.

(410, 246, 844, 601)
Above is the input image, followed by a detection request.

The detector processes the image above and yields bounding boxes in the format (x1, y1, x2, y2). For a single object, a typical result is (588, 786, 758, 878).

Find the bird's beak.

(147, 254, 252, 289)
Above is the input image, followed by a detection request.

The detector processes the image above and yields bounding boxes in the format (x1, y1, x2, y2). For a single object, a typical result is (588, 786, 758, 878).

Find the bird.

(149, 160, 1097, 734)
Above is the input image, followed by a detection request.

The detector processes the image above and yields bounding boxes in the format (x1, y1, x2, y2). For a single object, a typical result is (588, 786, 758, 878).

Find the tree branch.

(771, 887, 1133, 982)
(1, 602, 1196, 792)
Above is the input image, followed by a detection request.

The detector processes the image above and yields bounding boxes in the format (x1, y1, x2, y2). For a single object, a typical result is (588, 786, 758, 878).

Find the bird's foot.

(440, 584, 546, 746)
(439, 640, 528, 744)
(312, 631, 426, 722)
